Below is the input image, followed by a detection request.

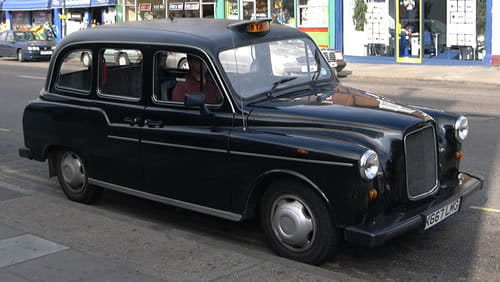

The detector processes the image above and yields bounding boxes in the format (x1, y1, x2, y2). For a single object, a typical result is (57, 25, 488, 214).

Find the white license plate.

(425, 198, 461, 230)
(40, 51, 52, 55)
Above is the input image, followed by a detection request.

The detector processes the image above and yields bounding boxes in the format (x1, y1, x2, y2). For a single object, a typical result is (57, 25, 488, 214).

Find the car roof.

(57, 18, 307, 55)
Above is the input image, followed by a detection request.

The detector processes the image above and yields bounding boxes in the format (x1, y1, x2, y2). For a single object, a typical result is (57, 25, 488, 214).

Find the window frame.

(96, 47, 144, 102)
(53, 48, 93, 96)
(151, 50, 225, 109)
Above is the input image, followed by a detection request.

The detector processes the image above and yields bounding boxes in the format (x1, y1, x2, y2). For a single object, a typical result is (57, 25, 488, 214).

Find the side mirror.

(184, 93, 211, 116)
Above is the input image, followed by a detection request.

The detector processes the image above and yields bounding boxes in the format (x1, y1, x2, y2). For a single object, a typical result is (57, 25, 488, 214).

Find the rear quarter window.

(55, 49, 92, 94)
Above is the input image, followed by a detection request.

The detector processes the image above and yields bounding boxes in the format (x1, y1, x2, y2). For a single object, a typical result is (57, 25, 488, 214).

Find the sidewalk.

(343, 63, 500, 86)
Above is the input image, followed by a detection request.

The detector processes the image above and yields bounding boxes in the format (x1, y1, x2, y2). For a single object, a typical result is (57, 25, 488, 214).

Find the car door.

(89, 46, 147, 190)
(5, 32, 17, 57)
(0, 32, 6, 56)
(141, 49, 235, 213)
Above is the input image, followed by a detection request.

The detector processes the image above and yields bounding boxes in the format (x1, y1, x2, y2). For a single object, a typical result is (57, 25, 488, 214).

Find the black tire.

(117, 53, 130, 66)
(260, 180, 338, 265)
(178, 58, 188, 70)
(55, 150, 100, 204)
(81, 52, 91, 67)
(17, 49, 25, 62)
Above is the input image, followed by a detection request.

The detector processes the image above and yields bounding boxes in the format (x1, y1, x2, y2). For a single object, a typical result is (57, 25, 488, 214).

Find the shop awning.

(91, 0, 116, 7)
(50, 0, 115, 9)
(0, 0, 50, 11)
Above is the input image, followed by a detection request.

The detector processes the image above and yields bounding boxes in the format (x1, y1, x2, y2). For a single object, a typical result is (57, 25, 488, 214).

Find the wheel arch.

(44, 145, 85, 178)
(242, 169, 335, 222)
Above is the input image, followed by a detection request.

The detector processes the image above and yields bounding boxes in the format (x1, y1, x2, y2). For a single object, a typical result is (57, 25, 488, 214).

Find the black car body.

(0, 30, 56, 62)
(19, 19, 482, 265)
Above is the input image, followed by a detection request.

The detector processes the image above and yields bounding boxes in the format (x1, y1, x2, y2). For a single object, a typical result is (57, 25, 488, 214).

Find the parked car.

(321, 48, 347, 75)
(81, 49, 187, 69)
(19, 19, 482, 265)
(0, 30, 56, 62)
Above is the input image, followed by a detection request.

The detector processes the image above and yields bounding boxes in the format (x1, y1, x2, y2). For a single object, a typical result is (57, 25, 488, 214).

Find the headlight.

(28, 46, 40, 51)
(51, 46, 56, 50)
(454, 116, 469, 142)
(359, 150, 379, 180)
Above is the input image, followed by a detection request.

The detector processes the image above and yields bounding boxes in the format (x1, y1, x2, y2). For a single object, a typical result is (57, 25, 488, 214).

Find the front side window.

(219, 38, 332, 101)
(99, 48, 143, 100)
(56, 49, 92, 93)
(154, 51, 223, 105)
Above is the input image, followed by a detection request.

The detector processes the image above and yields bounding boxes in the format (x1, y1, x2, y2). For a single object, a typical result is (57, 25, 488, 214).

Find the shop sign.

(139, 3, 152, 11)
(169, 2, 184, 10)
(185, 2, 200, 10)
(154, 5, 165, 9)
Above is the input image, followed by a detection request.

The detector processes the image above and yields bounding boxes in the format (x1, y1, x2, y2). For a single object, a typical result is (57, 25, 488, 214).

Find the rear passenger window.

(98, 48, 143, 100)
(56, 49, 91, 93)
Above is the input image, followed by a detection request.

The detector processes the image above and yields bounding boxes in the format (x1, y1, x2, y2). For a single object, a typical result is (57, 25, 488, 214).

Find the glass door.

(396, 0, 423, 63)
(201, 3, 216, 18)
(241, 0, 256, 20)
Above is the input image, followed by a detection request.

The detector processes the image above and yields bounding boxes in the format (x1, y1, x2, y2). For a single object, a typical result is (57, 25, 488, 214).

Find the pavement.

(341, 62, 500, 86)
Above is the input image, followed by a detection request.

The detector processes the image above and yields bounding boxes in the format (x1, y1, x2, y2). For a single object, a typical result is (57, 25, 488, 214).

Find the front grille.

(404, 125, 438, 200)
(322, 51, 336, 61)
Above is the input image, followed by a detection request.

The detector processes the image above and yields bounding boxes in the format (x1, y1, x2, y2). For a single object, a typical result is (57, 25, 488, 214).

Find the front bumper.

(344, 172, 483, 247)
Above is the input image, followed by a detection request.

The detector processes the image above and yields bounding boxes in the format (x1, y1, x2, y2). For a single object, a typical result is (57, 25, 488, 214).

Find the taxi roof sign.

(227, 19, 272, 34)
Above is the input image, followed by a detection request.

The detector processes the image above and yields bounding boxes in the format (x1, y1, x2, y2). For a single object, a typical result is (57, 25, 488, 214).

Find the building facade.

(0, 0, 116, 42)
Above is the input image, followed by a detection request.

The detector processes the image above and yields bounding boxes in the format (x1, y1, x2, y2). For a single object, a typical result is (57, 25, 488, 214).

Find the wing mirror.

(184, 93, 211, 116)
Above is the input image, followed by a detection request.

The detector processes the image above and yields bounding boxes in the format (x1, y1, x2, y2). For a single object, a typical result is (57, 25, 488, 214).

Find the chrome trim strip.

(142, 140, 227, 153)
(48, 41, 235, 113)
(229, 151, 353, 167)
(88, 178, 242, 221)
(107, 135, 139, 142)
(404, 124, 439, 200)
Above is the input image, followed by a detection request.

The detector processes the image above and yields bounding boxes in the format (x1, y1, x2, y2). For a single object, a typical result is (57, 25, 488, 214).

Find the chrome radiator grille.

(404, 125, 438, 200)
(322, 51, 336, 61)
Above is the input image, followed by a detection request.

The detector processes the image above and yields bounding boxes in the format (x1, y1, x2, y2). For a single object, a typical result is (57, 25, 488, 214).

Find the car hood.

(246, 84, 433, 154)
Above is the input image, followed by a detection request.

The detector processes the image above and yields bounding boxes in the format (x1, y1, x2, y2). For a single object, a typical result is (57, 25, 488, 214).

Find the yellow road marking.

(0, 128, 9, 132)
(470, 206, 500, 213)
(0, 166, 52, 184)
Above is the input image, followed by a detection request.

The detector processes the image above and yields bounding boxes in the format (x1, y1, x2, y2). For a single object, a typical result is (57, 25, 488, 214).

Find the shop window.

(168, 0, 201, 18)
(298, 0, 328, 27)
(99, 49, 143, 100)
(56, 49, 92, 93)
(138, 0, 166, 20)
(225, 0, 239, 19)
(271, 0, 295, 26)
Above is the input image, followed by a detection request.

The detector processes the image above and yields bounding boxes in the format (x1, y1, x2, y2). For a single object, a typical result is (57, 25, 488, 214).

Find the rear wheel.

(56, 150, 100, 203)
(178, 58, 188, 69)
(17, 49, 25, 62)
(260, 180, 338, 265)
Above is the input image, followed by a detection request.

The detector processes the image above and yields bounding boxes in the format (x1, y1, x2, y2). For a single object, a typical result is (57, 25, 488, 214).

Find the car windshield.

(219, 38, 333, 101)
(14, 31, 48, 41)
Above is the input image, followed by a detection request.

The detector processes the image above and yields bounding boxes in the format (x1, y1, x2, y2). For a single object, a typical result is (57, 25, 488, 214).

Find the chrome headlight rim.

(454, 116, 469, 142)
(359, 150, 379, 180)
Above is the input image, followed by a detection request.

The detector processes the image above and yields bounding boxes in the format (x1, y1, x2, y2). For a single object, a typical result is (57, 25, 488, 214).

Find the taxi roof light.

(247, 21, 270, 33)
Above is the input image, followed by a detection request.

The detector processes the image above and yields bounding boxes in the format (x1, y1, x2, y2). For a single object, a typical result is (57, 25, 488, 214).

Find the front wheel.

(17, 49, 25, 62)
(260, 180, 338, 265)
(56, 150, 100, 204)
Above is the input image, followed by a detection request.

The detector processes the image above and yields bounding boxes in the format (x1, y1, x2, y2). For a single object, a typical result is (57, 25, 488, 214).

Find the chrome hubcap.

(83, 55, 90, 66)
(60, 152, 86, 193)
(271, 195, 315, 251)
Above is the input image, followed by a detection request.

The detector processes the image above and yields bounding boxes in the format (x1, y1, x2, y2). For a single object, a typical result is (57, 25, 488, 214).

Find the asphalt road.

(0, 58, 499, 281)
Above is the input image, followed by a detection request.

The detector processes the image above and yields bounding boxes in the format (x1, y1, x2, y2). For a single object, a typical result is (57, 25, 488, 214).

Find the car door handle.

(123, 116, 141, 126)
(144, 119, 163, 128)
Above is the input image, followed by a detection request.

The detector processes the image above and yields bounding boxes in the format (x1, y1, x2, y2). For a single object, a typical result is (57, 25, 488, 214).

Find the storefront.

(341, 0, 491, 64)
(224, 0, 332, 47)
(0, 0, 52, 30)
(120, 0, 216, 21)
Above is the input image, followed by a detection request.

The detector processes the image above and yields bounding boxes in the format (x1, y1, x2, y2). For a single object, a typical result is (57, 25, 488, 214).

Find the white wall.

(492, 0, 500, 56)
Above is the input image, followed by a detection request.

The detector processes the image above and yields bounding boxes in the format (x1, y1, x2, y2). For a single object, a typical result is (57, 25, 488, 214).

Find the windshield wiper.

(267, 76, 298, 99)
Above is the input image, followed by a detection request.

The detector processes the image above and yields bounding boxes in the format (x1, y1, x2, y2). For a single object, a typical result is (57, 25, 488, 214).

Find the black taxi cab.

(19, 18, 483, 265)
